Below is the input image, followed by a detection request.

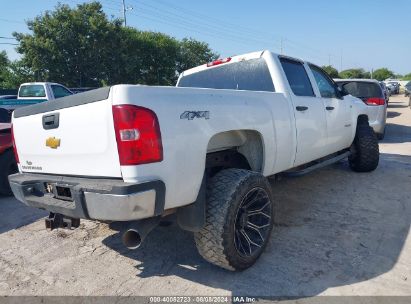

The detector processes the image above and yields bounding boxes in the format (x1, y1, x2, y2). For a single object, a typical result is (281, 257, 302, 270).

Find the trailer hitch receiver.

(45, 212, 80, 231)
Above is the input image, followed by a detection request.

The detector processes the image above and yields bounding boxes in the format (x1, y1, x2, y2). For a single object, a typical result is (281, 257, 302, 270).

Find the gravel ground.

(0, 95, 410, 297)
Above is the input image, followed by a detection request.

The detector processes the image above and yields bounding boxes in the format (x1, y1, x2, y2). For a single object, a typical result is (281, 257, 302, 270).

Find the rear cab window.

(177, 58, 275, 92)
(279, 58, 315, 97)
(19, 85, 46, 98)
(336, 81, 383, 99)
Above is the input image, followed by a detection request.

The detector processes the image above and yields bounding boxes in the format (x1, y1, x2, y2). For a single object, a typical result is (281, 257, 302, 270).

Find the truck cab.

(0, 82, 73, 113)
(18, 82, 73, 100)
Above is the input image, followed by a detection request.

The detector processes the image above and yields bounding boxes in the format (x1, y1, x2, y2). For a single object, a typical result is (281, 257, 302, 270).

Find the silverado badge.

(46, 137, 61, 149)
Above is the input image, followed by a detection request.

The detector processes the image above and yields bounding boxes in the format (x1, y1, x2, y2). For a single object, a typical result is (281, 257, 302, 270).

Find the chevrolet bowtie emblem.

(46, 137, 61, 149)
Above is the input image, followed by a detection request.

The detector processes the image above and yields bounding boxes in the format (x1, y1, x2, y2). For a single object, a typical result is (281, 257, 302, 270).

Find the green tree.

(13, 2, 219, 87)
(372, 68, 394, 81)
(14, 2, 124, 87)
(321, 65, 339, 78)
(0, 51, 10, 87)
(0, 51, 8, 69)
(403, 73, 411, 81)
(3, 60, 35, 88)
(177, 38, 219, 73)
(339, 68, 370, 79)
(0, 52, 33, 89)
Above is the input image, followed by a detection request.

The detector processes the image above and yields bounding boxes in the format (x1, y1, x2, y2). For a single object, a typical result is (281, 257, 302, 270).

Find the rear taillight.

(112, 105, 163, 166)
(0, 134, 9, 154)
(364, 97, 385, 106)
(11, 123, 19, 164)
(207, 57, 232, 67)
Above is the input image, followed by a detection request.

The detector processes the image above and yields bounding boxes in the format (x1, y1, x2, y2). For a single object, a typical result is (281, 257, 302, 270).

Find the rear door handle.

(326, 106, 335, 111)
(296, 106, 308, 111)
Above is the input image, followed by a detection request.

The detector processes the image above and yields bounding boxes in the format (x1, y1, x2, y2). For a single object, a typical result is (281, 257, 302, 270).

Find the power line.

(128, 10, 266, 48)
(126, 3, 275, 49)
(0, 18, 25, 24)
(135, 1, 277, 46)
(0, 1, 367, 71)
(133, 0, 341, 62)
(152, 0, 280, 41)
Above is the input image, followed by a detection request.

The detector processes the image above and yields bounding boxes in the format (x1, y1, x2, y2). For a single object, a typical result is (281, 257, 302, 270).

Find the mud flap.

(176, 175, 206, 232)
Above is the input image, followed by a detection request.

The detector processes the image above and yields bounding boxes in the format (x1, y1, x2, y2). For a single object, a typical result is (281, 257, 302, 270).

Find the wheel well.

(357, 114, 369, 125)
(206, 130, 264, 176)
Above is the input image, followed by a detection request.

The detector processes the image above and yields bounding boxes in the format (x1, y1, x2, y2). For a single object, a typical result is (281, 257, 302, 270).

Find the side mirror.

(337, 86, 349, 98)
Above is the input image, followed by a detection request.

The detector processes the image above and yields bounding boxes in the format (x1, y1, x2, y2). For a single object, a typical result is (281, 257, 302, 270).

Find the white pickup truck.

(9, 51, 379, 271)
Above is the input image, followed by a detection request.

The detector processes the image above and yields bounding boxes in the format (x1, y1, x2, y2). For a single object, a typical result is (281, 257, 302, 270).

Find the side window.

(280, 58, 315, 97)
(309, 65, 338, 98)
(51, 85, 72, 99)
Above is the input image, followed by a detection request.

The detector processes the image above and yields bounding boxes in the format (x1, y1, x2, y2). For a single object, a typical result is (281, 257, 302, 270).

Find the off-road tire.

(349, 121, 379, 172)
(194, 169, 275, 271)
(0, 149, 18, 196)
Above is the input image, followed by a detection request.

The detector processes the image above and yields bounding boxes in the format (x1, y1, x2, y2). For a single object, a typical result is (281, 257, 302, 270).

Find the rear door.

(12, 87, 122, 178)
(308, 65, 352, 153)
(279, 58, 328, 166)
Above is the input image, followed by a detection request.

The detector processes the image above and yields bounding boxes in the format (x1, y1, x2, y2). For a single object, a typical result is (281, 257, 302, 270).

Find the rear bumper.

(8, 173, 165, 221)
(369, 107, 387, 135)
(369, 119, 385, 135)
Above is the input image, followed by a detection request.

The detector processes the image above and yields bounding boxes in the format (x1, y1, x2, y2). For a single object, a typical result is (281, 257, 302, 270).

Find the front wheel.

(349, 121, 379, 172)
(194, 169, 275, 271)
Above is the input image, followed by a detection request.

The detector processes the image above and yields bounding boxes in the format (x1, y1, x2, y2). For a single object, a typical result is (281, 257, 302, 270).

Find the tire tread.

(194, 169, 273, 271)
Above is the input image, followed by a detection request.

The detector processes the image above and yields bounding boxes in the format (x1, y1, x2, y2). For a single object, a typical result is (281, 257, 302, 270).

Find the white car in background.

(335, 79, 387, 140)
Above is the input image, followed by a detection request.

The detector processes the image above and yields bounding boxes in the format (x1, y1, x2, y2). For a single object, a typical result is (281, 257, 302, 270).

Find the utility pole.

(371, 68, 374, 79)
(122, 0, 127, 26)
(280, 38, 285, 55)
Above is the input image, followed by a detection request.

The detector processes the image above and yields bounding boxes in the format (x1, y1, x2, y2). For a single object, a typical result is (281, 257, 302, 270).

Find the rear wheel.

(194, 169, 275, 271)
(0, 149, 18, 196)
(349, 121, 379, 172)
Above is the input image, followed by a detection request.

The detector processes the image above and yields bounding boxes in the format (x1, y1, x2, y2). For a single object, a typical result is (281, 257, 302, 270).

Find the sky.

(0, 0, 410, 75)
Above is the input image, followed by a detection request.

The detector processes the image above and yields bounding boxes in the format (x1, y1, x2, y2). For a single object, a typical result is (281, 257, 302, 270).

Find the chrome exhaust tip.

(121, 216, 161, 250)
(122, 229, 142, 249)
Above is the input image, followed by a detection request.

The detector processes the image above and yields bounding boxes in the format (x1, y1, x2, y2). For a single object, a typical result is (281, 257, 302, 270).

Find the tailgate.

(12, 87, 122, 178)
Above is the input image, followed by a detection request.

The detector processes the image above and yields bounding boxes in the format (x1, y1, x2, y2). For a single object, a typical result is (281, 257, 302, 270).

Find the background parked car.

(0, 82, 73, 113)
(404, 81, 411, 97)
(379, 81, 390, 104)
(386, 81, 400, 94)
(335, 79, 387, 140)
(0, 122, 17, 195)
(0, 95, 18, 99)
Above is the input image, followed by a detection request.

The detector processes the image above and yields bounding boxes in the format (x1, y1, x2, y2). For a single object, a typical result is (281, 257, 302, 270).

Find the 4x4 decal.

(180, 111, 210, 120)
